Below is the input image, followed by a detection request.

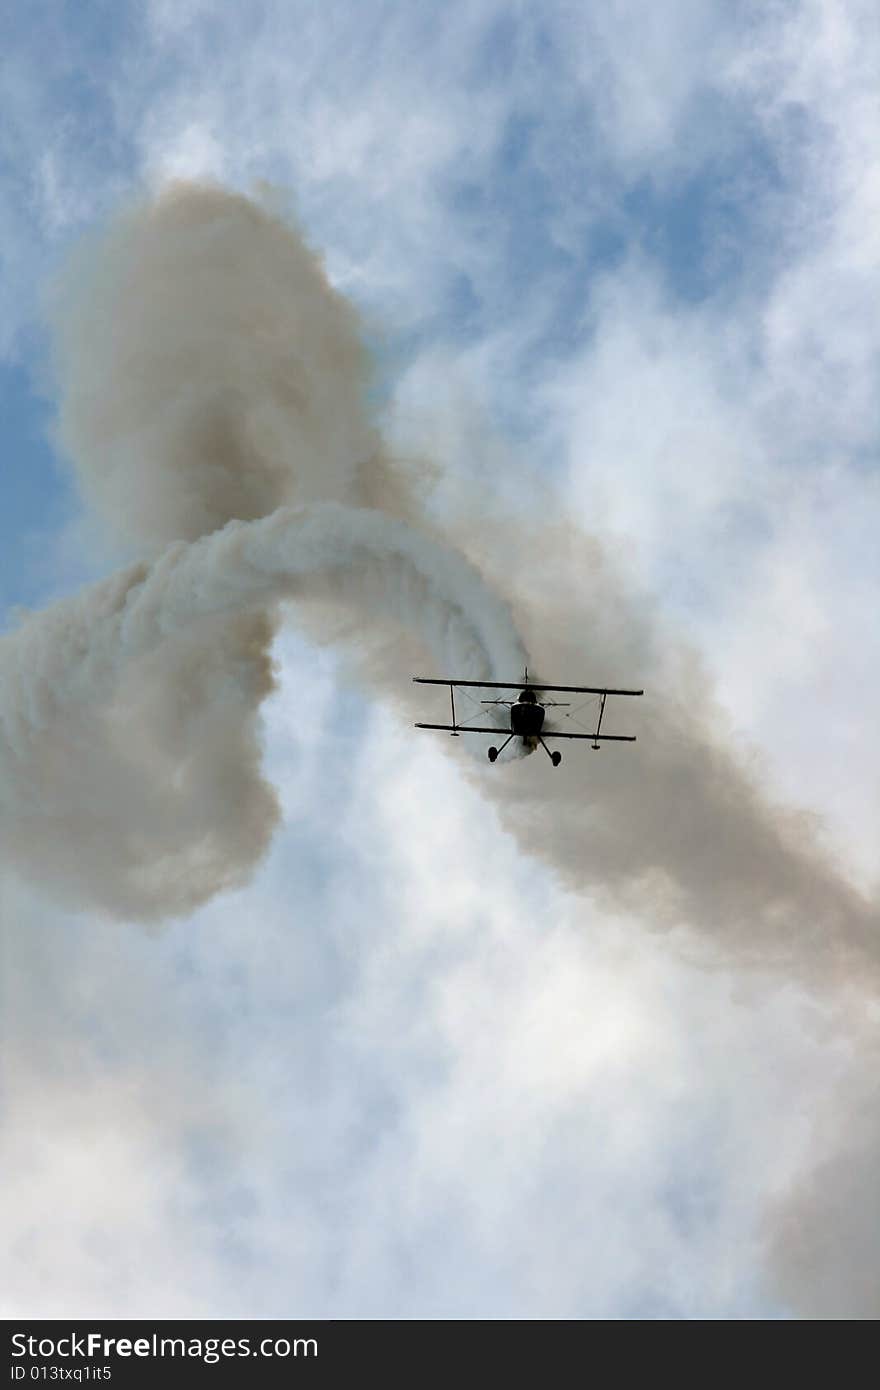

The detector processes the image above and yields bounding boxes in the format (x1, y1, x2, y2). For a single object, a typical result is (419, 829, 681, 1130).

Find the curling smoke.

(50, 183, 405, 546)
(1, 180, 877, 1315)
(0, 503, 525, 918)
(1, 183, 526, 919)
(0, 181, 874, 968)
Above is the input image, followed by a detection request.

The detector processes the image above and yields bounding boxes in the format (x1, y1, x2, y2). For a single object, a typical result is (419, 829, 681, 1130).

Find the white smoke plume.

(49, 182, 405, 546)
(1, 502, 525, 918)
(456, 515, 879, 992)
(1, 180, 875, 961)
(1, 182, 877, 1315)
(1, 183, 526, 920)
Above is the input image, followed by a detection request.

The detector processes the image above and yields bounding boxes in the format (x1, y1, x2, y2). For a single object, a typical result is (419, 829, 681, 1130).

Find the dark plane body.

(510, 688, 545, 739)
(413, 670, 642, 767)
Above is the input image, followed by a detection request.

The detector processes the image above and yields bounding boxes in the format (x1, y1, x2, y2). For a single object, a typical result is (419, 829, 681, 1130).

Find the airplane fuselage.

(509, 696, 546, 740)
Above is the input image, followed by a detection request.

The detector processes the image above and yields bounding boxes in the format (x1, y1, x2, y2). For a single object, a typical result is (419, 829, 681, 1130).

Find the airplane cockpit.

(511, 689, 545, 737)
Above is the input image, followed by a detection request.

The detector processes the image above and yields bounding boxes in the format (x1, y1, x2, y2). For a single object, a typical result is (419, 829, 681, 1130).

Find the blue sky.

(0, 365, 68, 609)
(2, 0, 879, 1320)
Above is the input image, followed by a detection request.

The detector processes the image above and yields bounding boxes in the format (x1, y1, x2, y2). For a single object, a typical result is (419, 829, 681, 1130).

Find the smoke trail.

(453, 514, 878, 991)
(0, 503, 526, 919)
(2, 179, 873, 966)
(49, 182, 411, 550)
(0, 182, 524, 918)
(452, 515, 879, 1319)
(2, 181, 878, 1315)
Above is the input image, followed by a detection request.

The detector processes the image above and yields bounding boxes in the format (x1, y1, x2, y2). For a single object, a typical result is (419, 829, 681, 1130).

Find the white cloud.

(3, 639, 855, 1317)
(2, 0, 878, 1320)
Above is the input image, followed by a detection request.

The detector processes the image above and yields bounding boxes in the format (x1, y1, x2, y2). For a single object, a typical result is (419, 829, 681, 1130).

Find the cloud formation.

(1, 102, 876, 1316)
(3, 181, 872, 993)
(1, 184, 527, 918)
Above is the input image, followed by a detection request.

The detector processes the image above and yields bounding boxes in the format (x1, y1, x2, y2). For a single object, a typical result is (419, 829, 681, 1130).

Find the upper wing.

(413, 677, 519, 689)
(413, 677, 643, 696)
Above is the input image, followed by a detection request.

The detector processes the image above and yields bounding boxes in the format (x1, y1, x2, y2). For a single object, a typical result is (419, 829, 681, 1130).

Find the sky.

(1, 0, 879, 1320)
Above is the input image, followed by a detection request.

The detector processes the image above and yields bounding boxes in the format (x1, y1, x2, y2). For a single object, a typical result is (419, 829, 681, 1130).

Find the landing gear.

(487, 732, 514, 763)
(538, 737, 562, 767)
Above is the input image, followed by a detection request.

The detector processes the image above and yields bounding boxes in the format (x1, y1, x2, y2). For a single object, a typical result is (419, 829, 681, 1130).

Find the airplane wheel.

(551, 751, 562, 767)
(488, 747, 498, 763)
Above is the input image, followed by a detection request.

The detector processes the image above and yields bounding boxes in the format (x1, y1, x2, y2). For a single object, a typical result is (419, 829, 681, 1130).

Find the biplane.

(413, 669, 643, 766)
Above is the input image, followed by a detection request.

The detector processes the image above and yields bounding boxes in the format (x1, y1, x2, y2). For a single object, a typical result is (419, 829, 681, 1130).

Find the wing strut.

(592, 691, 607, 749)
